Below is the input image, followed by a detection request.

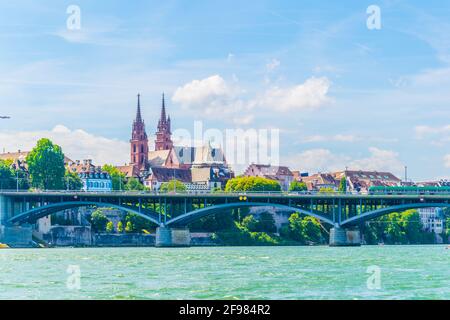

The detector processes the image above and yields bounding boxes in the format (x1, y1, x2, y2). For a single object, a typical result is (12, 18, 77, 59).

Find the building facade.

(68, 159, 112, 192)
(243, 164, 293, 191)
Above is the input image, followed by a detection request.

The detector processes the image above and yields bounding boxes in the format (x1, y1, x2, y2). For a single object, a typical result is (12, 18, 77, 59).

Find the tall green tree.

(26, 138, 65, 190)
(338, 177, 347, 193)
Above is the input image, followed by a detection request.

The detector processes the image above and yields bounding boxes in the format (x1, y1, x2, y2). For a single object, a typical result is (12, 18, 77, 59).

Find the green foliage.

(102, 164, 125, 191)
(106, 221, 114, 233)
(125, 177, 145, 191)
(215, 221, 279, 246)
(282, 213, 324, 244)
(26, 138, 65, 190)
(363, 209, 435, 245)
(90, 210, 108, 232)
(0, 160, 15, 190)
(64, 170, 83, 190)
(125, 221, 133, 233)
(159, 180, 187, 193)
(241, 212, 277, 233)
(189, 211, 235, 232)
(241, 215, 259, 232)
(289, 181, 308, 192)
(123, 213, 154, 233)
(339, 177, 347, 193)
(225, 176, 281, 192)
(319, 187, 335, 193)
(0, 160, 29, 190)
(117, 221, 124, 233)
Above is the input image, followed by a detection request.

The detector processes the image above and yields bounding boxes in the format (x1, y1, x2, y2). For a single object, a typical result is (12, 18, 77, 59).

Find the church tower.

(155, 93, 173, 151)
(130, 94, 148, 171)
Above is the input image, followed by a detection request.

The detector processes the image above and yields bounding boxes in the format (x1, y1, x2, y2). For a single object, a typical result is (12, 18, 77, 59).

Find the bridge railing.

(2, 189, 450, 196)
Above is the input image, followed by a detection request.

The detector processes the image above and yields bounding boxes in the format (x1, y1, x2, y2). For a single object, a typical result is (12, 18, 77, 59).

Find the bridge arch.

(8, 201, 161, 226)
(340, 202, 450, 227)
(165, 202, 335, 227)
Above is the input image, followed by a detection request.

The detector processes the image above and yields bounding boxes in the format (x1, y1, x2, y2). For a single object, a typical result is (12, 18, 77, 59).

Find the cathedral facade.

(117, 94, 233, 191)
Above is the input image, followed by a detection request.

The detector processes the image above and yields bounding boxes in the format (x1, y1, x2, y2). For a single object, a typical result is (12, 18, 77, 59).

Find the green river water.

(0, 246, 448, 300)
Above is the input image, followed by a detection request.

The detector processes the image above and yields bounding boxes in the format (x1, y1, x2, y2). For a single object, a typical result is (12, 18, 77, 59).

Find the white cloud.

(287, 147, 404, 176)
(172, 75, 332, 123)
(259, 77, 332, 111)
(172, 75, 242, 116)
(0, 125, 129, 166)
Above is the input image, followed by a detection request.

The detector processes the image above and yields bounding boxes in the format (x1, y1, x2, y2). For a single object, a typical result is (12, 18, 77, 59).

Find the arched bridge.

(1, 191, 449, 246)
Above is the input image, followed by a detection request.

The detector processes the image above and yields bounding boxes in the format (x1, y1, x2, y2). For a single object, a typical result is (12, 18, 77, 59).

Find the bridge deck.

(2, 191, 450, 201)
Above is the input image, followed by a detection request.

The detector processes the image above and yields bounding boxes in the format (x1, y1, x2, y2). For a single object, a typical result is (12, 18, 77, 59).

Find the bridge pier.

(329, 227, 361, 247)
(155, 227, 191, 247)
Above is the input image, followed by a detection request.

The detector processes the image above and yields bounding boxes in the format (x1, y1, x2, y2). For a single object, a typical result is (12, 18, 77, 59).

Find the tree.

(286, 213, 306, 243)
(0, 160, 15, 190)
(125, 221, 133, 233)
(106, 221, 114, 233)
(117, 221, 124, 233)
(124, 213, 153, 233)
(384, 212, 406, 244)
(338, 177, 347, 193)
(241, 215, 259, 232)
(400, 210, 423, 244)
(26, 138, 66, 190)
(289, 181, 308, 192)
(102, 164, 125, 191)
(225, 176, 281, 192)
(64, 170, 83, 190)
(90, 210, 108, 232)
(125, 177, 145, 191)
(301, 217, 323, 243)
(159, 180, 187, 193)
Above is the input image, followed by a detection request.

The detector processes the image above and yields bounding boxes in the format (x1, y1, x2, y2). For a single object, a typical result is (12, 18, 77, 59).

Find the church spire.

(161, 92, 167, 122)
(136, 93, 142, 123)
(155, 92, 173, 151)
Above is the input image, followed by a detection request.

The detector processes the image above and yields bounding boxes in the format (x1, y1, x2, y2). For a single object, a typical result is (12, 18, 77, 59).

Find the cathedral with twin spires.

(117, 94, 232, 191)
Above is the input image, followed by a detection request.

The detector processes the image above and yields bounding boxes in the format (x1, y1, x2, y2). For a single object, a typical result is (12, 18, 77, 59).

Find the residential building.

(243, 164, 293, 191)
(68, 159, 112, 192)
(300, 173, 339, 191)
(333, 170, 402, 193)
(418, 207, 444, 234)
(144, 167, 192, 191)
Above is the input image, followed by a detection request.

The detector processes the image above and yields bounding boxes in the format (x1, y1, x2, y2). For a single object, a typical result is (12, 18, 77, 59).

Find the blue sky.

(0, 0, 449, 180)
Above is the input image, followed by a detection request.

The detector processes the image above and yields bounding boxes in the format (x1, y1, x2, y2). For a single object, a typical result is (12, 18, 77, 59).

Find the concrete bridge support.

(329, 227, 361, 246)
(0, 196, 33, 247)
(155, 227, 191, 247)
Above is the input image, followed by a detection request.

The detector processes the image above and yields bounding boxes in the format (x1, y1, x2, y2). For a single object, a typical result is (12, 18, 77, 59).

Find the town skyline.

(1, 1, 450, 180)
